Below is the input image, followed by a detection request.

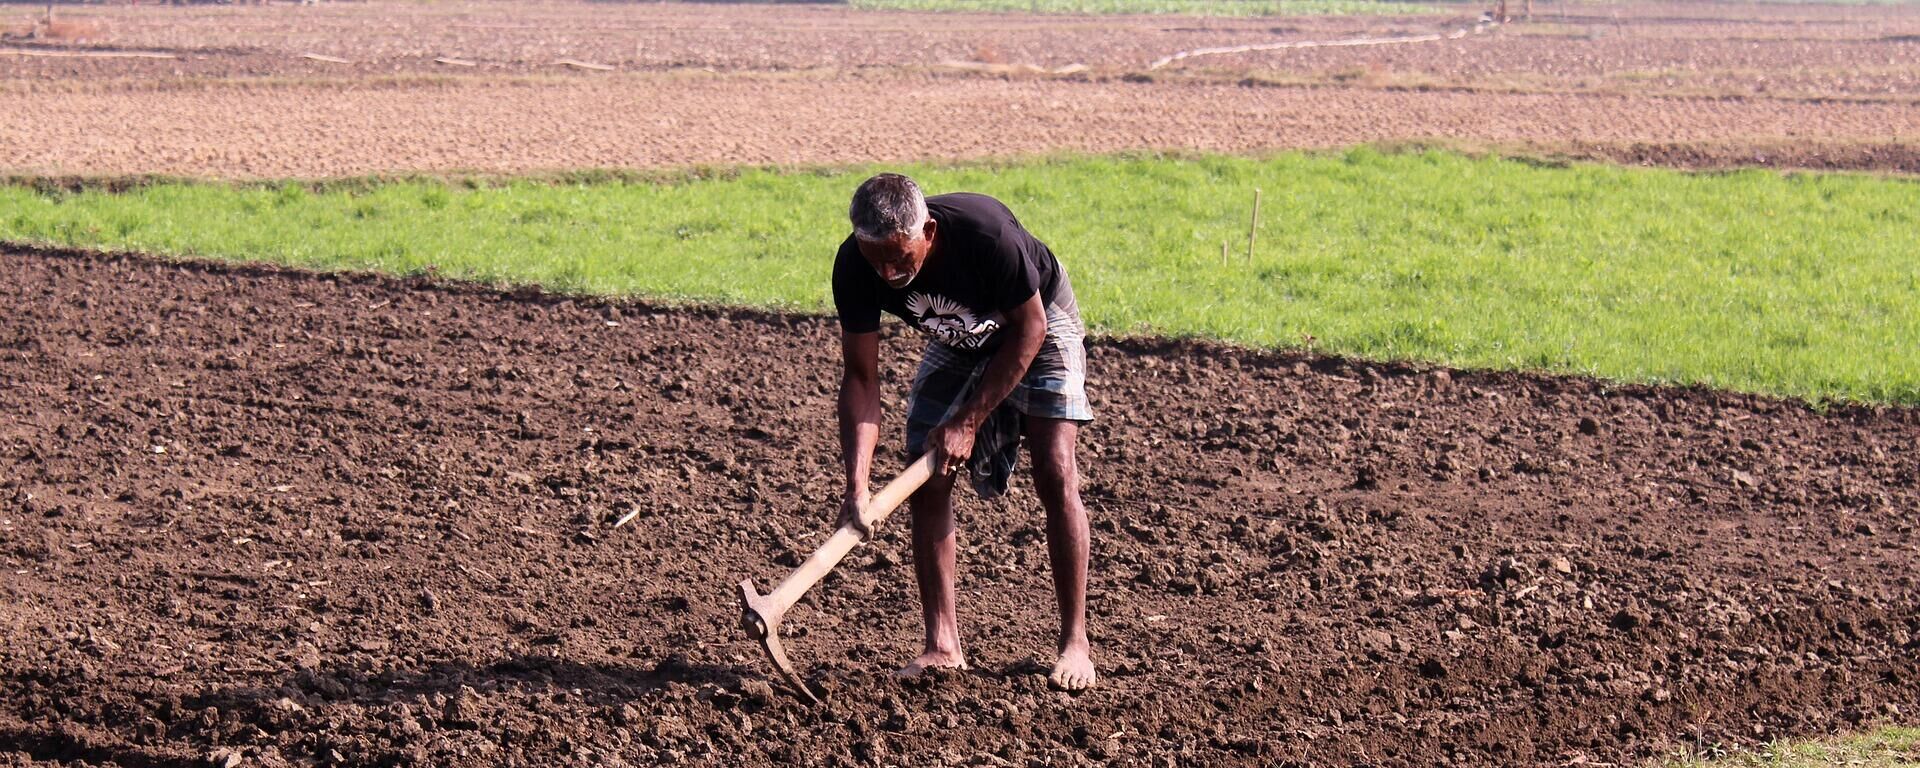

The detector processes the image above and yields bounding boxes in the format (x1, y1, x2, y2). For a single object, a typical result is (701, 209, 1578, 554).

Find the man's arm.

(837, 330, 882, 531)
(928, 292, 1046, 473)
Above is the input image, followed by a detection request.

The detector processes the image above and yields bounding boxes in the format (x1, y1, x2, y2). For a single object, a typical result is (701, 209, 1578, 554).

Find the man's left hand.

(929, 419, 978, 477)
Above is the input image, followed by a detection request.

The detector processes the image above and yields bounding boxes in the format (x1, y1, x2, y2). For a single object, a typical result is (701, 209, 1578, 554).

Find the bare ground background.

(3, 0, 1918, 178)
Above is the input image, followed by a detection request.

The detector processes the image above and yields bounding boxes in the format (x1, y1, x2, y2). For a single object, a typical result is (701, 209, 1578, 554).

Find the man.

(832, 173, 1097, 691)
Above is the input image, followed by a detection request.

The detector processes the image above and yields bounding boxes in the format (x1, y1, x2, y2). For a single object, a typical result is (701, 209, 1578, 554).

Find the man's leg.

(899, 468, 967, 676)
(1027, 416, 1095, 690)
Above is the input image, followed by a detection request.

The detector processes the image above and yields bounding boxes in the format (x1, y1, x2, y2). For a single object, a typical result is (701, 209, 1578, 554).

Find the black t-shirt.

(833, 193, 1070, 352)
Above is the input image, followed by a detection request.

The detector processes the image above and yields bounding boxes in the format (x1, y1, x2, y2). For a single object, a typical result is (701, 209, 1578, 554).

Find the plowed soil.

(4, 245, 1917, 767)
(7, 1, 1919, 93)
(4, 0, 1919, 178)
(11, 72, 1920, 179)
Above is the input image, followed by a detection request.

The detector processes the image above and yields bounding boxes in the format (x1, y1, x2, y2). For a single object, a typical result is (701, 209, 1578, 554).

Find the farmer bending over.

(833, 173, 1097, 691)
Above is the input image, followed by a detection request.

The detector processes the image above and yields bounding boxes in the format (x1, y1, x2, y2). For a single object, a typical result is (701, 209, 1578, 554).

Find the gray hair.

(849, 173, 928, 242)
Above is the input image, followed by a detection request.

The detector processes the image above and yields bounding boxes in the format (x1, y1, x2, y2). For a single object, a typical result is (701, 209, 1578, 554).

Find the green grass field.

(3, 148, 1917, 405)
(844, 0, 1432, 15)
(1668, 726, 1920, 767)
(1745, 0, 1920, 5)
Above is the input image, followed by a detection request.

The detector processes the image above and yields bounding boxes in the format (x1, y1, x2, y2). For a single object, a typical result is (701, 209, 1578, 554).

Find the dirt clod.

(1610, 608, 1649, 631)
(442, 686, 483, 730)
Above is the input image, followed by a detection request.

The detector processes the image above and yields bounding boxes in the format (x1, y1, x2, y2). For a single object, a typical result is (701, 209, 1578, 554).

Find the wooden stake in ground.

(1221, 239, 1229, 266)
(1247, 188, 1262, 265)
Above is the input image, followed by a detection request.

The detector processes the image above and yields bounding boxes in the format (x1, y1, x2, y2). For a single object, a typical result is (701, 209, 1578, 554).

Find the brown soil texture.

(4, 0, 1919, 178)
(7, 1, 1918, 97)
(3, 245, 1917, 767)
(6, 71, 1919, 179)
(1558, 139, 1920, 175)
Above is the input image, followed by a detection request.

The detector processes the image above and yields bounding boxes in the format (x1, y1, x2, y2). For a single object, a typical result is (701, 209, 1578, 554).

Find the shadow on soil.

(203, 654, 747, 711)
(0, 655, 744, 766)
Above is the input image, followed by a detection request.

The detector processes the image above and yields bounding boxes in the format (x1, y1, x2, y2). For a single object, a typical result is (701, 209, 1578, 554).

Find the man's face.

(856, 219, 937, 289)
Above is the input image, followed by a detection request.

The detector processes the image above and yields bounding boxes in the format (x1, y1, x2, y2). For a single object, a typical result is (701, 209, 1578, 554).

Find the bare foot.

(896, 649, 968, 678)
(1049, 646, 1096, 691)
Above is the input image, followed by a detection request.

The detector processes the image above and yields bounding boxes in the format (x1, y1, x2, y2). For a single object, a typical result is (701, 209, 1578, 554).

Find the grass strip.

(3, 148, 1917, 405)
(844, 0, 1434, 16)
(1665, 725, 1920, 767)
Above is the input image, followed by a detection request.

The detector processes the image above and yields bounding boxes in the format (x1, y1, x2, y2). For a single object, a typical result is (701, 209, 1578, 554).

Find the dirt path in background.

(3, 0, 1918, 178)
(4, 71, 1918, 179)
(3, 245, 1916, 766)
(7, 0, 1917, 95)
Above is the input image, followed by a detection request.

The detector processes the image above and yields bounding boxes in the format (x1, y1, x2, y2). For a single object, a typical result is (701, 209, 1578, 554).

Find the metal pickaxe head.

(738, 579, 819, 704)
(735, 455, 935, 705)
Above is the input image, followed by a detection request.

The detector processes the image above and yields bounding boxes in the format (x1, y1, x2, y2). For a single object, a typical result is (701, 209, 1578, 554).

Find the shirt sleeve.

(989, 226, 1041, 314)
(832, 238, 883, 334)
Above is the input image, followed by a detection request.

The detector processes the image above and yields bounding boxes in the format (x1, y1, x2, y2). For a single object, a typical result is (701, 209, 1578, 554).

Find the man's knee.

(1026, 421, 1081, 504)
(1031, 447, 1075, 490)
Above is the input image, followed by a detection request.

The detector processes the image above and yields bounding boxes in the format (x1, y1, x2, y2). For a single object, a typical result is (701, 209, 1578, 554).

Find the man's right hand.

(838, 330, 882, 542)
(838, 490, 872, 541)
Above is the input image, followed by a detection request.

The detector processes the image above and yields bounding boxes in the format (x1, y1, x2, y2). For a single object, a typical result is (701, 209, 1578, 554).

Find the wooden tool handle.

(857, 453, 935, 536)
(764, 454, 935, 611)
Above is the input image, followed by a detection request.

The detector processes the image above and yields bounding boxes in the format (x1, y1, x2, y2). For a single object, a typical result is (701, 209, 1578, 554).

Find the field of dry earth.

(3, 0, 1917, 177)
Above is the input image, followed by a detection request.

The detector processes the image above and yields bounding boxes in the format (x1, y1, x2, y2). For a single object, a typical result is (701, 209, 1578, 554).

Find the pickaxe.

(738, 454, 934, 703)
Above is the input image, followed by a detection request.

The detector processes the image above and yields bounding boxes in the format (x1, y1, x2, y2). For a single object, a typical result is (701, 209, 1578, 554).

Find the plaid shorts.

(905, 304, 1094, 499)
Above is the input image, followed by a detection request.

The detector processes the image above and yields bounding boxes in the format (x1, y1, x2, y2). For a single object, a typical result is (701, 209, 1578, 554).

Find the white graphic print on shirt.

(905, 292, 1000, 350)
